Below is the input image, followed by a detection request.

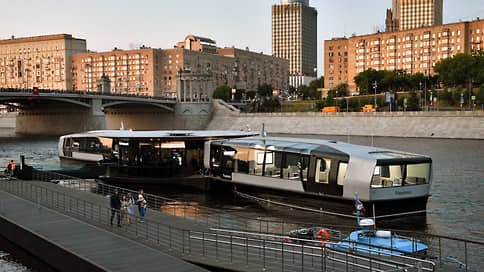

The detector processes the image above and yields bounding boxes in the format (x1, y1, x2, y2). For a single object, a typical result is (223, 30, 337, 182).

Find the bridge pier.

(104, 102, 212, 130)
(16, 98, 106, 135)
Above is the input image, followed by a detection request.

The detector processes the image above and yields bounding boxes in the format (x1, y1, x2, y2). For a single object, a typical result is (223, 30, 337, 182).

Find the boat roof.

(215, 136, 431, 162)
(62, 130, 259, 140)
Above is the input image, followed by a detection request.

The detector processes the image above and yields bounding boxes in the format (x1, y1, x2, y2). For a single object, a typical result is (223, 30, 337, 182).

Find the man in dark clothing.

(110, 190, 121, 227)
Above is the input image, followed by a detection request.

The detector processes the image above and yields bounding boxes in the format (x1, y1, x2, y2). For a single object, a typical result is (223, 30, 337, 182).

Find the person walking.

(126, 193, 135, 224)
(110, 190, 121, 227)
(137, 190, 147, 222)
(120, 194, 128, 224)
(6, 160, 15, 176)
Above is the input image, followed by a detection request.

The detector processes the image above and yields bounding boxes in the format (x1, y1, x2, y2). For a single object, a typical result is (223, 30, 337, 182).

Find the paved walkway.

(0, 191, 207, 272)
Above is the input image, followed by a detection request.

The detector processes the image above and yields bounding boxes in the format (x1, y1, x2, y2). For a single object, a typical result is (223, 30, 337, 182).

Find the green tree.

(213, 85, 232, 101)
(330, 83, 349, 97)
(309, 76, 324, 89)
(434, 53, 484, 87)
(257, 84, 274, 97)
(406, 90, 420, 111)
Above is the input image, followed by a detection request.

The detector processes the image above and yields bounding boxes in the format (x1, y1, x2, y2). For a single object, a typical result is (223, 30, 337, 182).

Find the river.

(0, 129, 483, 270)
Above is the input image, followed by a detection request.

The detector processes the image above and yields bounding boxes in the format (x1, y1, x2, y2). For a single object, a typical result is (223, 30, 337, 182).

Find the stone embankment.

(207, 100, 484, 139)
(0, 112, 16, 128)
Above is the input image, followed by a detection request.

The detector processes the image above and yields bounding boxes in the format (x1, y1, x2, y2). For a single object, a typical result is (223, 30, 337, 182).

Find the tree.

(434, 53, 484, 87)
(257, 84, 274, 97)
(309, 76, 324, 91)
(330, 83, 349, 97)
(406, 90, 419, 111)
(298, 85, 318, 100)
(213, 85, 232, 101)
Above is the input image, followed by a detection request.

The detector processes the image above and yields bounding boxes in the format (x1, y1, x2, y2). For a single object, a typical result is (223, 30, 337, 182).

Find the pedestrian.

(137, 189, 144, 214)
(137, 190, 147, 222)
(127, 193, 135, 224)
(6, 160, 15, 176)
(120, 194, 128, 223)
(110, 190, 121, 227)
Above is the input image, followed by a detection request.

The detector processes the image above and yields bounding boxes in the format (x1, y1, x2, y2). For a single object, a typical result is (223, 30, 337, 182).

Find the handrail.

(0, 180, 432, 272)
(210, 227, 436, 271)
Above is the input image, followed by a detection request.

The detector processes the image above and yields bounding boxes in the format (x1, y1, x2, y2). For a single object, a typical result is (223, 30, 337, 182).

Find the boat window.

(371, 165, 403, 188)
(233, 146, 250, 174)
(265, 152, 282, 178)
(301, 155, 309, 182)
(210, 145, 222, 168)
(315, 158, 331, 183)
(371, 162, 430, 188)
(283, 153, 301, 180)
(337, 162, 347, 186)
(250, 150, 265, 176)
(406, 163, 430, 185)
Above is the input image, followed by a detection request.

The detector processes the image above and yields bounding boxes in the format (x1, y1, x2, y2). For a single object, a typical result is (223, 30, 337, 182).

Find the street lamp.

(419, 81, 422, 110)
(373, 81, 377, 109)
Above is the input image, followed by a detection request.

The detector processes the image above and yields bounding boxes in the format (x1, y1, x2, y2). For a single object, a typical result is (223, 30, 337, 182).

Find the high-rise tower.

(272, 0, 317, 88)
(387, 0, 443, 31)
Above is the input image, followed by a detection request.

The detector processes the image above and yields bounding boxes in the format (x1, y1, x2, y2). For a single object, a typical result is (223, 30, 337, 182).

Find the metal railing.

(28, 169, 484, 271)
(0, 180, 431, 272)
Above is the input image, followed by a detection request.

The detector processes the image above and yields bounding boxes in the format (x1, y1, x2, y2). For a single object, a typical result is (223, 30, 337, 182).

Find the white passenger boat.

(204, 136, 432, 215)
(58, 130, 258, 181)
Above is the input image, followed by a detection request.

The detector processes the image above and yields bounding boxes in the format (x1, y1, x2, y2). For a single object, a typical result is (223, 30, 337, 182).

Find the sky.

(1, 0, 483, 76)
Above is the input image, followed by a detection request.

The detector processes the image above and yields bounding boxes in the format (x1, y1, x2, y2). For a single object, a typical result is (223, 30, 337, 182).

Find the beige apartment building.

(325, 19, 484, 92)
(0, 34, 86, 90)
(71, 48, 163, 96)
(387, 0, 443, 31)
(272, 0, 317, 87)
(71, 35, 289, 97)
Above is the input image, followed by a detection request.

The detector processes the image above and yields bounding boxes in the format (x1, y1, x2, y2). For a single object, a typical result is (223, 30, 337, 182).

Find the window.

(315, 158, 331, 183)
(265, 152, 282, 178)
(283, 153, 300, 180)
(337, 162, 347, 186)
(371, 162, 430, 188)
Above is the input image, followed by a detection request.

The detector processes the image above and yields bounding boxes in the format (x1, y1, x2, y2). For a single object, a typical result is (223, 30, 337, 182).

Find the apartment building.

(325, 19, 484, 92)
(71, 35, 289, 97)
(71, 48, 162, 96)
(0, 34, 86, 90)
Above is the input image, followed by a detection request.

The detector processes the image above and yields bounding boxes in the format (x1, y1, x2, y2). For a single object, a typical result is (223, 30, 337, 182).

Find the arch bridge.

(0, 89, 210, 135)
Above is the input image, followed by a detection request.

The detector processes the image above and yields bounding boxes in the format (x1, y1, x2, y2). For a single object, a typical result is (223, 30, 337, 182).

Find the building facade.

(0, 34, 86, 90)
(71, 36, 289, 98)
(71, 48, 163, 96)
(387, 0, 443, 31)
(272, 0, 317, 88)
(325, 19, 484, 92)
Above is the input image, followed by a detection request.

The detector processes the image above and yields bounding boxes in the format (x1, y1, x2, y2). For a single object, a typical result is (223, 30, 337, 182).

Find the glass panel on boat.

(406, 163, 430, 185)
(372, 165, 403, 187)
(371, 162, 430, 188)
(265, 152, 282, 178)
(283, 153, 301, 180)
(301, 155, 309, 182)
(337, 162, 347, 185)
(250, 150, 264, 176)
(233, 146, 250, 174)
(315, 158, 331, 183)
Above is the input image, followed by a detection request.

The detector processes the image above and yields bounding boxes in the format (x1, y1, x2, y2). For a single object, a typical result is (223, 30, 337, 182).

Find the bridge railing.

(0, 87, 177, 101)
(0, 180, 431, 272)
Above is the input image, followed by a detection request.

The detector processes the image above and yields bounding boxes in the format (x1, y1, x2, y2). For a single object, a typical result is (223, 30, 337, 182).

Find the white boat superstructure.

(204, 136, 432, 213)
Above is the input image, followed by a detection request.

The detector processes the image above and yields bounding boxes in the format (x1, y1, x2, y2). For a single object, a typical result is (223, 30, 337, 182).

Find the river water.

(0, 129, 483, 269)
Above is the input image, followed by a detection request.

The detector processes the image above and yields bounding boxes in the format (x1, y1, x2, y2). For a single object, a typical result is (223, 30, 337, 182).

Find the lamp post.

(419, 81, 422, 111)
(373, 81, 377, 109)
(424, 77, 427, 111)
